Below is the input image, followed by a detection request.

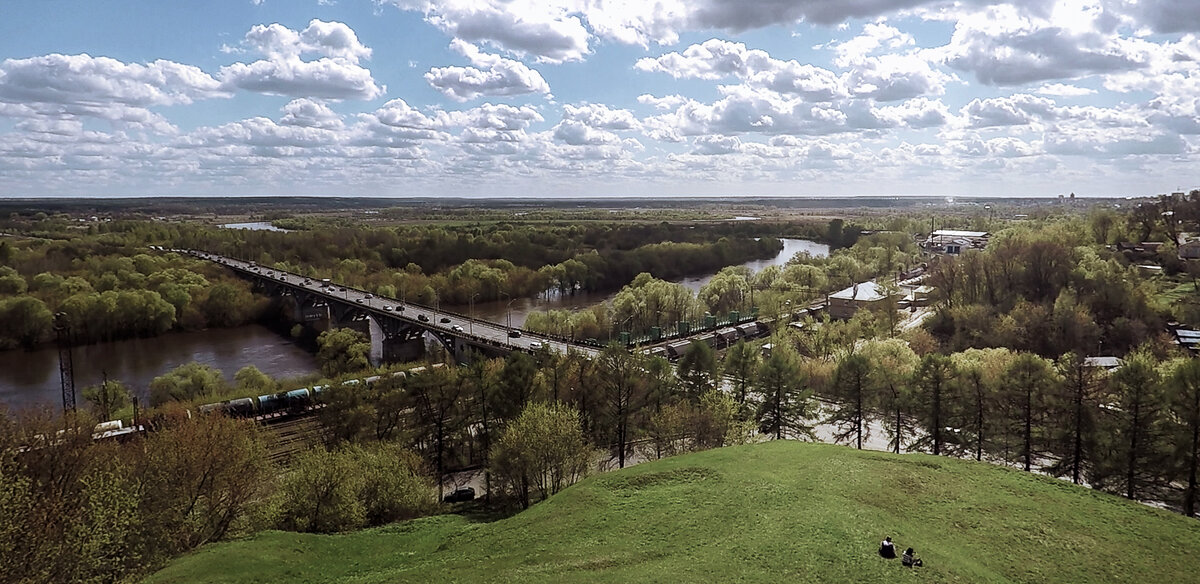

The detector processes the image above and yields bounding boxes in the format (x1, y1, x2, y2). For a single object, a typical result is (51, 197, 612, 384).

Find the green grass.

(146, 442, 1200, 584)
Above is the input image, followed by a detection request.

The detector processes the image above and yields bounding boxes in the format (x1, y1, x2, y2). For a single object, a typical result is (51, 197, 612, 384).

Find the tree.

(201, 282, 254, 327)
(723, 339, 759, 405)
(408, 365, 466, 499)
(1047, 352, 1103, 484)
(367, 373, 409, 442)
(464, 358, 503, 499)
(912, 354, 956, 456)
(82, 378, 130, 422)
(950, 348, 1012, 462)
(828, 352, 872, 449)
(233, 365, 276, 395)
(495, 351, 539, 421)
(697, 389, 753, 448)
(596, 344, 649, 468)
(489, 402, 592, 509)
(645, 399, 697, 459)
(0, 296, 52, 349)
(1097, 350, 1169, 500)
(347, 443, 433, 525)
(316, 328, 370, 378)
(276, 447, 365, 533)
(0, 267, 27, 295)
(754, 344, 814, 440)
(1003, 353, 1058, 472)
(317, 381, 376, 444)
(861, 339, 919, 454)
(1167, 359, 1200, 516)
(137, 414, 271, 553)
(148, 362, 226, 406)
(677, 341, 718, 402)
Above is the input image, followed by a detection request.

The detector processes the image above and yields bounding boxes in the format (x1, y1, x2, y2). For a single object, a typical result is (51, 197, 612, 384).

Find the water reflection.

(457, 238, 829, 327)
(0, 324, 318, 410)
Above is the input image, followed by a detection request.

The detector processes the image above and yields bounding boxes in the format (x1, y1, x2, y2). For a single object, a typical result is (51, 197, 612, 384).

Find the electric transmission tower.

(54, 312, 76, 414)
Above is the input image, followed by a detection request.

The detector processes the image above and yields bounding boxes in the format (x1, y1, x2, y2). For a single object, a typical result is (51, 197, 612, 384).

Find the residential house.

(827, 281, 897, 320)
(922, 229, 990, 255)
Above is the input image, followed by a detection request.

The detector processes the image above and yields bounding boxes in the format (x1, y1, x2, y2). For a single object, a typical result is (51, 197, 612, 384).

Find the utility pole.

(54, 312, 76, 415)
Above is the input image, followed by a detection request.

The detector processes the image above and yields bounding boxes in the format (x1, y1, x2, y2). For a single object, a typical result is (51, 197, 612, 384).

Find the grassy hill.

(146, 441, 1200, 584)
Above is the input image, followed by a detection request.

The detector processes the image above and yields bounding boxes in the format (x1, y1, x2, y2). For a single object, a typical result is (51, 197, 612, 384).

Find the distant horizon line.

(0, 192, 1170, 201)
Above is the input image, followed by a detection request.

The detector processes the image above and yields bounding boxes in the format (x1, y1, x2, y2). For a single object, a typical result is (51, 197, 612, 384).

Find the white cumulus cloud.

(425, 40, 550, 101)
(219, 20, 384, 100)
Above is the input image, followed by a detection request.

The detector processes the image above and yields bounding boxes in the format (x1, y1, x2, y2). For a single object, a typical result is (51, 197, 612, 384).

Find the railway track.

(263, 413, 323, 467)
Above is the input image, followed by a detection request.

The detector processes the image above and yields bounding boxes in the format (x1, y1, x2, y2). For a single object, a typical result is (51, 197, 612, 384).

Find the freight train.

(91, 363, 446, 440)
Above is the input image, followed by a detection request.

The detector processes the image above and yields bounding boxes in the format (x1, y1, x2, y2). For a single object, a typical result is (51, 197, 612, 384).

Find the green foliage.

(676, 341, 718, 401)
(0, 409, 269, 584)
(234, 365, 277, 395)
(722, 339, 759, 404)
(82, 379, 131, 421)
(277, 448, 366, 533)
(316, 328, 371, 378)
(0, 266, 27, 295)
(827, 352, 872, 449)
(137, 415, 272, 554)
(276, 443, 433, 534)
(911, 354, 956, 456)
(1094, 350, 1170, 500)
(0, 296, 52, 348)
(149, 362, 227, 406)
(317, 382, 377, 445)
(490, 402, 592, 509)
(754, 344, 814, 440)
(1167, 359, 1200, 516)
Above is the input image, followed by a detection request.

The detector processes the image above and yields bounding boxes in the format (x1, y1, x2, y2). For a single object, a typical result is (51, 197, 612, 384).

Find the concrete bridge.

(189, 250, 785, 366)
(188, 250, 600, 364)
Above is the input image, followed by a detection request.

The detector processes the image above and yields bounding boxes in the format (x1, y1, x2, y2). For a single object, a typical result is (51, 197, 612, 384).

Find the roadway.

(185, 250, 600, 358)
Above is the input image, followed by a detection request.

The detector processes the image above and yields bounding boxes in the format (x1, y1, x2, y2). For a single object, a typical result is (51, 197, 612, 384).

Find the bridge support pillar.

(383, 336, 425, 363)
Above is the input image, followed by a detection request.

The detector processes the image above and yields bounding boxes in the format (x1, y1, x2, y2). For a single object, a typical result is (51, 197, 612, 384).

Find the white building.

(922, 229, 990, 255)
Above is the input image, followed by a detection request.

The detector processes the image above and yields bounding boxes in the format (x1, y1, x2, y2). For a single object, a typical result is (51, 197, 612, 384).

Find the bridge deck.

(187, 251, 600, 358)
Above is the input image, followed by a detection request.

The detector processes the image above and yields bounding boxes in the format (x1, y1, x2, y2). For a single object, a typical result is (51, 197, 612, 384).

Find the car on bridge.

(418, 314, 429, 322)
(529, 341, 543, 350)
(440, 317, 451, 323)
(451, 325, 464, 332)
(508, 330, 521, 338)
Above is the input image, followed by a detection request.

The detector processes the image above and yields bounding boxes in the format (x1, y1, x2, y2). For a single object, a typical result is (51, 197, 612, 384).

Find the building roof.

(931, 229, 989, 238)
(1083, 356, 1123, 369)
(830, 281, 890, 302)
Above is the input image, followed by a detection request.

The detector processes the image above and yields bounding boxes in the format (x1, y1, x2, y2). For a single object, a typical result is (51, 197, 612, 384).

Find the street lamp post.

(469, 293, 479, 334)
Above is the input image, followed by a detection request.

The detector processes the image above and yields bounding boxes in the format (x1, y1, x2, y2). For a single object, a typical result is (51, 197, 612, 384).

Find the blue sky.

(1, 0, 1198, 198)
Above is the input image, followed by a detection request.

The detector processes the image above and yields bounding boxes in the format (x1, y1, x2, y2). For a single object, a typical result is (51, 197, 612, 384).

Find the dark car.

(443, 486, 476, 503)
(508, 330, 521, 338)
(440, 317, 451, 323)
(418, 314, 429, 322)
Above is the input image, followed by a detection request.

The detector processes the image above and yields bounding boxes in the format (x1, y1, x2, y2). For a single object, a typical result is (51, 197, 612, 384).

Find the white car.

(451, 324, 464, 332)
(529, 341, 543, 350)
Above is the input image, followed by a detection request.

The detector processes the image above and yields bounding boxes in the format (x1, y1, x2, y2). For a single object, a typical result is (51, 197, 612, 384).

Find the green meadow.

(147, 441, 1200, 584)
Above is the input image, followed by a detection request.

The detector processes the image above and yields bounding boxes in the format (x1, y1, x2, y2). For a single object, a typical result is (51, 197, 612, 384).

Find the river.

(0, 324, 318, 411)
(458, 238, 828, 327)
(221, 221, 292, 232)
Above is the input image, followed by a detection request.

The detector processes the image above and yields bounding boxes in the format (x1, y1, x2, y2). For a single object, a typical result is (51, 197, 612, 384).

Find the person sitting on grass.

(879, 537, 896, 559)
(902, 547, 923, 567)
